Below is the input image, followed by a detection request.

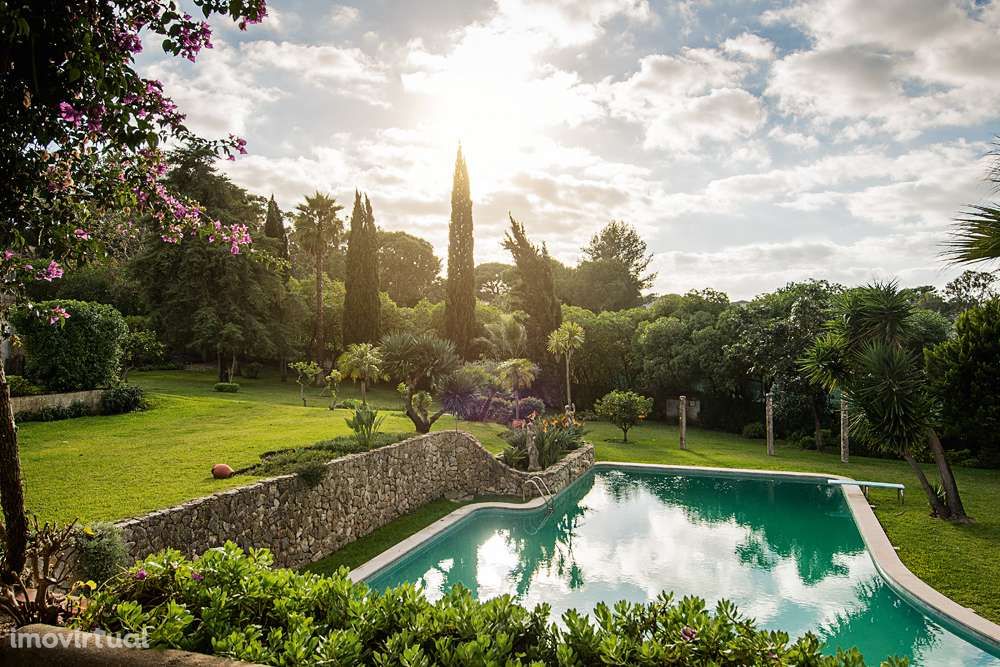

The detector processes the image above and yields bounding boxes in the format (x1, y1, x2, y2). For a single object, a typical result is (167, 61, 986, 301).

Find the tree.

(445, 146, 477, 358)
(473, 313, 527, 360)
(120, 327, 165, 383)
(801, 282, 970, 521)
(595, 390, 653, 442)
(343, 192, 380, 346)
(378, 231, 441, 307)
(583, 221, 656, 292)
(293, 193, 344, 365)
(547, 321, 586, 409)
(560, 259, 646, 311)
(336, 343, 384, 405)
(926, 299, 1000, 467)
(263, 195, 288, 261)
(498, 359, 539, 421)
(289, 361, 322, 407)
(0, 0, 265, 582)
(475, 262, 513, 303)
(942, 270, 997, 315)
(503, 215, 562, 391)
(379, 332, 461, 432)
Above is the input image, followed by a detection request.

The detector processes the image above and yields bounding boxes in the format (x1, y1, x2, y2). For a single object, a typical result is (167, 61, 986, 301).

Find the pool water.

(367, 468, 1000, 665)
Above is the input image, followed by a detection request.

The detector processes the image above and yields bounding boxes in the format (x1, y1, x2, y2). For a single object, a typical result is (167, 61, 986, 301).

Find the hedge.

(76, 543, 904, 666)
(12, 300, 126, 392)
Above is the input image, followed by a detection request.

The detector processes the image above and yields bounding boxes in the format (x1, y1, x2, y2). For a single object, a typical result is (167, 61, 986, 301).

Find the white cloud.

(329, 5, 361, 29)
(493, 0, 655, 48)
(722, 33, 775, 61)
(605, 49, 764, 152)
(764, 0, 1000, 138)
(768, 127, 819, 149)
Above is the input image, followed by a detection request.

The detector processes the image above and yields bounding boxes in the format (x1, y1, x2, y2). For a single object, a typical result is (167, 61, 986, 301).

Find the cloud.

(722, 33, 775, 61)
(329, 4, 361, 28)
(492, 0, 655, 48)
(605, 49, 764, 152)
(764, 0, 1000, 138)
(767, 127, 818, 149)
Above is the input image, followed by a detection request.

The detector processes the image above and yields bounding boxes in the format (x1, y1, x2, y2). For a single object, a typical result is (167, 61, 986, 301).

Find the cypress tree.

(445, 145, 476, 358)
(263, 194, 288, 260)
(343, 191, 381, 345)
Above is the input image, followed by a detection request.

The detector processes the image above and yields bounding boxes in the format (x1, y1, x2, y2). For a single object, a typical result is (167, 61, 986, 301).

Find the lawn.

(18, 369, 1000, 623)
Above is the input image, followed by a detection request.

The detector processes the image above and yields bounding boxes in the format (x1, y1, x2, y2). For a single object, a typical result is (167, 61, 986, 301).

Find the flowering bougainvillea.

(0, 0, 268, 585)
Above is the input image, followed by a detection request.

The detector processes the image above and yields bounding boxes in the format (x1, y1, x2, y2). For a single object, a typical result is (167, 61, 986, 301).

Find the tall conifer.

(445, 145, 476, 358)
(263, 194, 288, 260)
(344, 191, 381, 345)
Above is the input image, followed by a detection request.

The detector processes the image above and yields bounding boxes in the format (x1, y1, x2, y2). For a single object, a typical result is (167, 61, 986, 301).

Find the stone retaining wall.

(11, 389, 107, 417)
(118, 432, 594, 569)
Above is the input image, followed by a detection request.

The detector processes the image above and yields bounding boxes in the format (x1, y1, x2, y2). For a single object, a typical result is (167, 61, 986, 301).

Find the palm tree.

(800, 282, 970, 521)
(547, 321, 585, 410)
(336, 343, 383, 404)
(473, 313, 527, 360)
(293, 192, 344, 366)
(945, 140, 1000, 265)
(379, 331, 462, 433)
(498, 358, 539, 421)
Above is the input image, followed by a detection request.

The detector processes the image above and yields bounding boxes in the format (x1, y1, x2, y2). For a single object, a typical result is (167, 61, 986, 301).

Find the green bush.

(100, 385, 148, 415)
(242, 361, 263, 379)
(741, 422, 766, 440)
(12, 300, 127, 391)
(214, 382, 240, 393)
(76, 523, 128, 584)
(335, 398, 361, 410)
(17, 400, 91, 422)
(294, 461, 327, 487)
(501, 414, 585, 470)
(76, 544, 899, 666)
(7, 375, 44, 397)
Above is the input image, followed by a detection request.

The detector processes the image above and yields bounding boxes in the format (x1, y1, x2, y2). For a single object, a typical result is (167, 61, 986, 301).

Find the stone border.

(10, 389, 107, 418)
(352, 460, 1000, 653)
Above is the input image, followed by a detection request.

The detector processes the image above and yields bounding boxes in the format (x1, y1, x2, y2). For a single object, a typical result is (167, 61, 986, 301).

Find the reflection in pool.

(367, 468, 999, 666)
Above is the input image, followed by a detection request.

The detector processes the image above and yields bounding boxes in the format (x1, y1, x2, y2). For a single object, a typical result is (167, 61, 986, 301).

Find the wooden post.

(840, 396, 849, 464)
(679, 395, 687, 450)
(765, 392, 775, 456)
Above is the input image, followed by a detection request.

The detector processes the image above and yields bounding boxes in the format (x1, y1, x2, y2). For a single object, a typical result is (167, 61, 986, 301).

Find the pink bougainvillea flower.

(48, 305, 71, 325)
(74, 228, 91, 240)
(40, 260, 64, 281)
(133, 568, 147, 581)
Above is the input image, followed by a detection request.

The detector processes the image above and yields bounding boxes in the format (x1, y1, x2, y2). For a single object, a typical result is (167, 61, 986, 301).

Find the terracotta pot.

(211, 463, 234, 479)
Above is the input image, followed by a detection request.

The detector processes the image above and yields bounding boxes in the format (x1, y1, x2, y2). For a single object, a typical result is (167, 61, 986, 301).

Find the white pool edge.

(349, 460, 1000, 650)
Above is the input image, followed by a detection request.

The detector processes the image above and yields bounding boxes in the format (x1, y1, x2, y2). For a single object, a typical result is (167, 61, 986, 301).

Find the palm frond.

(943, 204, 1000, 266)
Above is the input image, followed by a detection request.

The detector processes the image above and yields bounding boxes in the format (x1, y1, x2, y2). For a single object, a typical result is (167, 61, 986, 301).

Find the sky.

(137, 0, 1000, 300)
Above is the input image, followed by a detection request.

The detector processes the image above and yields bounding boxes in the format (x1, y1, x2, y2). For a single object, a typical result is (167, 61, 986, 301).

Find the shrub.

(741, 422, 766, 439)
(501, 414, 585, 470)
(335, 398, 361, 410)
(12, 300, 127, 391)
(7, 375, 44, 397)
(76, 523, 128, 585)
(294, 461, 327, 487)
(594, 390, 653, 442)
(242, 361, 263, 379)
(517, 396, 546, 419)
(345, 405, 385, 449)
(17, 401, 91, 422)
(100, 385, 148, 415)
(76, 544, 894, 666)
(243, 433, 410, 479)
(214, 382, 240, 393)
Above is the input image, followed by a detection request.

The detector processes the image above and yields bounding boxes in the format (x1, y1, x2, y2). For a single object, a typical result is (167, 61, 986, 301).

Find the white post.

(679, 395, 687, 450)
(840, 396, 849, 464)
(765, 392, 775, 456)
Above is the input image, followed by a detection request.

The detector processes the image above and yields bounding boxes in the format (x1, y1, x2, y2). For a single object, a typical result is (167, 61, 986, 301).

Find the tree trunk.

(902, 448, 951, 519)
(478, 387, 497, 422)
(0, 362, 28, 582)
(564, 352, 572, 408)
(927, 430, 971, 522)
(314, 246, 324, 366)
(280, 354, 287, 382)
(811, 399, 823, 452)
(622, 426, 629, 443)
(217, 350, 225, 382)
(361, 380, 367, 405)
(229, 352, 237, 383)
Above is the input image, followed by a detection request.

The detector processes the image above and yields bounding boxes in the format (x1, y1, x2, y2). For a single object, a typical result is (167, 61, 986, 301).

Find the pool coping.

(350, 460, 1000, 652)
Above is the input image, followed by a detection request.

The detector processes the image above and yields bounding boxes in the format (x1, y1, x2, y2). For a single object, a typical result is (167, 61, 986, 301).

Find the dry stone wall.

(117, 431, 594, 568)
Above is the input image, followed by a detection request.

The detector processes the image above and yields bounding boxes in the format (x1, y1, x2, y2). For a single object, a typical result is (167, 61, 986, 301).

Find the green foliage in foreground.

(78, 544, 904, 666)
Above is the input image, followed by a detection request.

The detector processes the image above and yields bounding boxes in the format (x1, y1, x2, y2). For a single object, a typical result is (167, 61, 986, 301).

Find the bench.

(828, 479, 905, 504)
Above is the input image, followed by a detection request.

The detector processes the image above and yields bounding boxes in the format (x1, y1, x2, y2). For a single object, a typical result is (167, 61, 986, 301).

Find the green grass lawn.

(17, 369, 1000, 623)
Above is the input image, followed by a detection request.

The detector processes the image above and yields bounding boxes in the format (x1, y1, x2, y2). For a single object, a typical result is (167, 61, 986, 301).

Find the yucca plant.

(945, 139, 1000, 266)
(800, 282, 969, 521)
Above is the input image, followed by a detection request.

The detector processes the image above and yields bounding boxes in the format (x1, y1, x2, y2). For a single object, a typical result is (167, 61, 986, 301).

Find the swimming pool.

(364, 466, 1000, 665)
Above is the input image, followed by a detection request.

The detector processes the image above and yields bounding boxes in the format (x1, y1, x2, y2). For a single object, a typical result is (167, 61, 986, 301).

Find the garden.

(2, 1, 1000, 665)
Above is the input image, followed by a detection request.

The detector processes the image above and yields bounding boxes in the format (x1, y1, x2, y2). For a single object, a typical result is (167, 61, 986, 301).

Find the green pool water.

(367, 467, 1000, 665)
